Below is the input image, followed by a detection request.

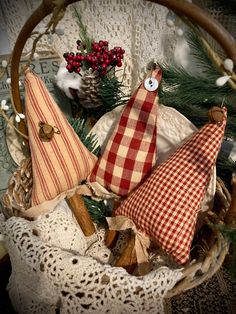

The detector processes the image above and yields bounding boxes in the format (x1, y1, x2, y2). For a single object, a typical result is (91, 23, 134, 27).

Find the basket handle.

(10, 0, 236, 137)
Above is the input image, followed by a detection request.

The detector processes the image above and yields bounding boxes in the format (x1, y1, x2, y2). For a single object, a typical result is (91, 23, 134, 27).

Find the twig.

(0, 110, 29, 140)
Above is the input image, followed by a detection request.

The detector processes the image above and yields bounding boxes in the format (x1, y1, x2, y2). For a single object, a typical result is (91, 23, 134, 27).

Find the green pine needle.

(69, 117, 100, 156)
(72, 7, 129, 117)
(159, 63, 234, 111)
(73, 6, 93, 53)
(80, 69, 129, 120)
(99, 70, 128, 106)
(83, 196, 111, 226)
(159, 26, 236, 116)
(159, 68, 236, 138)
(158, 27, 236, 191)
(186, 30, 217, 76)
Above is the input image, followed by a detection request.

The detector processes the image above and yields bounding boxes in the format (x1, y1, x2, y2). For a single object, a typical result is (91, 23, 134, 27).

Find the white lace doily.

(0, 200, 182, 314)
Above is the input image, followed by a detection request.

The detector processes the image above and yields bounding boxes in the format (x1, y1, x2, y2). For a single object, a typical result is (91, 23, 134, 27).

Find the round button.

(144, 77, 159, 91)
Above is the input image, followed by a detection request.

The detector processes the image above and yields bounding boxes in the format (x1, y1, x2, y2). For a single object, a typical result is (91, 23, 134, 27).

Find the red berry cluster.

(63, 40, 125, 76)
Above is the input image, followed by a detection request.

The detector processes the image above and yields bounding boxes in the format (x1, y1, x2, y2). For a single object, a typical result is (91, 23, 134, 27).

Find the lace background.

(0, 0, 180, 92)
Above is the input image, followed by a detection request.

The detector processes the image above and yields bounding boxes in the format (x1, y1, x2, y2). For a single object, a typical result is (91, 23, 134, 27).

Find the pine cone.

(1, 158, 33, 218)
(78, 68, 102, 108)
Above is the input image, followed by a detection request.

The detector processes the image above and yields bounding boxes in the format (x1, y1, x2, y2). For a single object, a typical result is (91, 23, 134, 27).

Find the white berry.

(216, 75, 231, 87)
(223, 58, 234, 73)
(1, 60, 8, 68)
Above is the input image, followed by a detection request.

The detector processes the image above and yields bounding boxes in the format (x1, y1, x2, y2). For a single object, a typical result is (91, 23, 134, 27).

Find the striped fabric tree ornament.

(24, 69, 97, 209)
(115, 107, 227, 264)
(89, 68, 162, 196)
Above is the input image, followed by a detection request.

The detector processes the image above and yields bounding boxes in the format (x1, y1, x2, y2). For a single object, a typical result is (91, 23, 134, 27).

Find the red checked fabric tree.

(115, 108, 227, 264)
(89, 68, 162, 196)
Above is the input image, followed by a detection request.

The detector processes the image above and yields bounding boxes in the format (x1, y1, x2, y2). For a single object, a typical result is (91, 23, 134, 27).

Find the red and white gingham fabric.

(116, 109, 227, 264)
(89, 69, 162, 196)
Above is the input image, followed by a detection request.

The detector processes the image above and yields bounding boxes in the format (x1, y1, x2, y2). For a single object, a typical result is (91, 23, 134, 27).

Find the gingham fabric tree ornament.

(89, 67, 162, 196)
(114, 107, 227, 264)
(23, 69, 97, 216)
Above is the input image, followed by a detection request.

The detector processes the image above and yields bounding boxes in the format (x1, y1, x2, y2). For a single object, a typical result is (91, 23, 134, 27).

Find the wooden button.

(208, 106, 224, 125)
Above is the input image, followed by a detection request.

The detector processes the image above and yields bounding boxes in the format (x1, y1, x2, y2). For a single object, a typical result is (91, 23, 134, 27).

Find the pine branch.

(69, 117, 100, 156)
(186, 30, 221, 76)
(159, 64, 234, 108)
(67, 10, 129, 118)
(83, 196, 111, 226)
(159, 62, 236, 138)
(88, 69, 129, 119)
(158, 26, 236, 187)
(72, 71, 129, 120)
(73, 6, 93, 53)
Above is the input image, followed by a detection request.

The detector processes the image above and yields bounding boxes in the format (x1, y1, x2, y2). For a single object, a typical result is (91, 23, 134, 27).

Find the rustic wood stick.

(105, 202, 121, 249)
(106, 229, 119, 249)
(115, 233, 137, 274)
(224, 173, 236, 225)
(67, 193, 96, 237)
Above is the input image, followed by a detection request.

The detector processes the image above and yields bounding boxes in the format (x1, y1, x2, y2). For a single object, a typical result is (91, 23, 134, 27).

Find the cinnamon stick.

(105, 201, 120, 248)
(67, 193, 96, 236)
(115, 233, 137, 274)
(106, 229, 119, 249)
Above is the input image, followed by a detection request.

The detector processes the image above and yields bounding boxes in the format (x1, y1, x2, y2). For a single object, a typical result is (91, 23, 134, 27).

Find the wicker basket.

(2, 0, 236, 304)
(1, 157, 231, 299)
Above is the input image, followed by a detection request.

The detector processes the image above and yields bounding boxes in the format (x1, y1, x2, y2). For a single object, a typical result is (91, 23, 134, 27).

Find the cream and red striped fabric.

(116, 109, 227, 264)
(89, 69, 162, 196)
(25, 70, 97, 207)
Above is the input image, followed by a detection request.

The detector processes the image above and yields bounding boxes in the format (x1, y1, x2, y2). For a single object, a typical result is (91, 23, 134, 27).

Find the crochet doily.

(0, 200, 182, 314)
